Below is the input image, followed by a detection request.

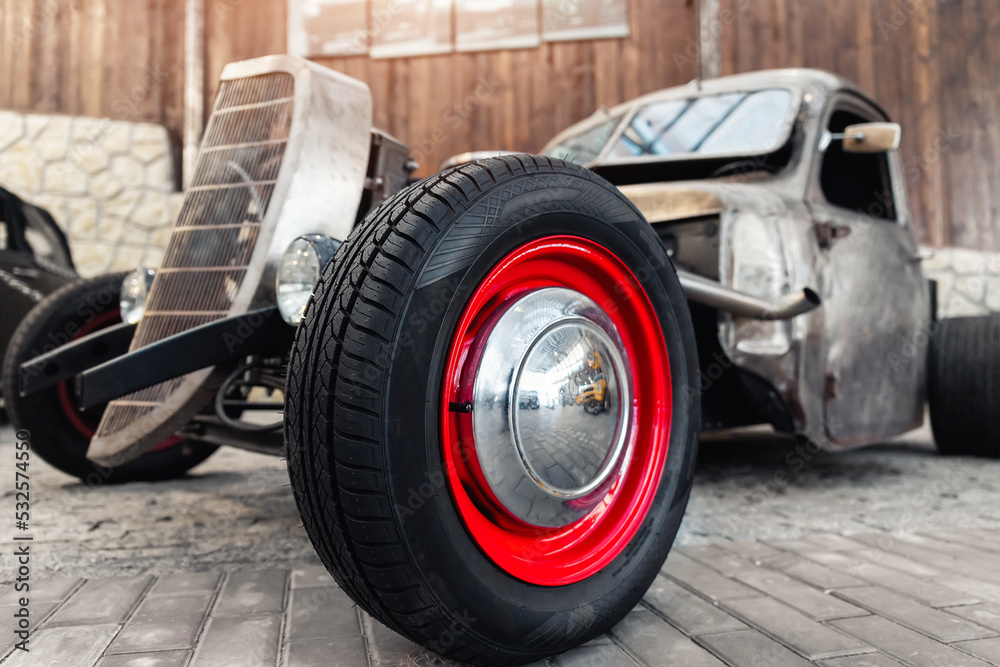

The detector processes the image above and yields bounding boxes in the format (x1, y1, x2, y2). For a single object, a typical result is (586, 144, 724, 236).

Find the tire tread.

(285, 156, 678, 664)
(928, 314, 1000, 457)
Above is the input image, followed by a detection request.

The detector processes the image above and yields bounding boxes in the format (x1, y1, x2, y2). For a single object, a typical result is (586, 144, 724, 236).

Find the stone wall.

(0, 110, 180, 277)
(921, 247, 1000, 318)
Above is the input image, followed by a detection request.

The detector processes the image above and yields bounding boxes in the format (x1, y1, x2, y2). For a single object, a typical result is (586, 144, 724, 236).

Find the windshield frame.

(542, 85, 803, 168)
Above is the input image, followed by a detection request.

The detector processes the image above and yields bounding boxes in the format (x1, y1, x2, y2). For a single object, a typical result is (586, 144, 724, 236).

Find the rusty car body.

(539, 68, 931, 451)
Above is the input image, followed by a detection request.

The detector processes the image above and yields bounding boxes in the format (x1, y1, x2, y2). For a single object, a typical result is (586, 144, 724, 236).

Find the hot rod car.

(4, 57, 998, 664)
(0, 186, 77, 401)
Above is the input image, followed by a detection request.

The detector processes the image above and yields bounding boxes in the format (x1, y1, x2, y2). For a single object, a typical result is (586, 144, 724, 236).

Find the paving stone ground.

(0, 421, 997, 665)
(3, 529, 1000, 666)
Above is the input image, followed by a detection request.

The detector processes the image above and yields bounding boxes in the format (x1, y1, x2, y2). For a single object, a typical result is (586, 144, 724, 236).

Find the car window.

(606, 89, 794, 159)
(543, 114, 623, 165)
(818, 108, 896, 220)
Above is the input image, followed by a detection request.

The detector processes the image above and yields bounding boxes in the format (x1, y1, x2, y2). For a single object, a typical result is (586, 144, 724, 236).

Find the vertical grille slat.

(191, 144, 288, 187)
(94, 71, 295, 444)
(175, 185, 276, 228)
(216, 73, 294, 109)
(160, 226, 261, 268)
(206, 100, 294, 147)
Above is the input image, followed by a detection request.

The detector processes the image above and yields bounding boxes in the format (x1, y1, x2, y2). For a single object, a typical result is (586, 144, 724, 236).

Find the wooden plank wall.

(0, 0, 186, 143)
(718, 0, 999, 250)
(200, 0, 698, 177)
(4, 0, 995, 249)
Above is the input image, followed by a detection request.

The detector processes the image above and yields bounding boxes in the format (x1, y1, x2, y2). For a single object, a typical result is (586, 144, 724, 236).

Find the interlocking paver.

(889, 534, 1000, 577)
(825, 544, 940, 579)
(147, 571, 222, 597)
(212, 568, 287, 617)
(948, 604, 1000, 634)
(189, 613, 281, 667)
(732, 566, 867, 621)
(286, 585, 361, 641)
(284, 636, 368, 667)
(678, 544, 754, 577)
(8, 529, 1000, 666)
(362, 612, 427, 665)
(806, 550, 979, 607)
(936, 575, 1000, 606)
(721, 596, 872, 660)
(610, 607, 725, 666)
(552, 639, 635, 666)
(760, 551, 865, 590)
(830, 614, 992, 666)
(0, 577, 81, 605)
(641, 575, 747, 636)
(848, 535, 1000, 585)
(661, 552, 759, 601)
(716, 540, 784, 561)
(919, 530, 1000, 555)
(0, 601, 59, 657)
(696, 628, 812, 667)
(817, 653, 906, 666)
(46, 576, 151, 626)
(971, 529, 1000, 548)
(0, 601, 57, 633)
(802, 534, 867, 551)
(97, 650, 192, 667)
(107, 590, 213, 653)
(290, 564, 334, 589)
(766, 539, 824, 554)
(953, 637, 1000, 665)
(833, 585, 995, 643)
(1, 623, 120, 667)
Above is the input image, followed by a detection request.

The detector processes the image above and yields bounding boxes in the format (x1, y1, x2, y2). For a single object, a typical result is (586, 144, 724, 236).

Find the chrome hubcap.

(471, 288, 632, 527)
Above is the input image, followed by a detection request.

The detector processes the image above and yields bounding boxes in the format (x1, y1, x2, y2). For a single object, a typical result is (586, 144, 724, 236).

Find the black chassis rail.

(18, 307, 294, 410)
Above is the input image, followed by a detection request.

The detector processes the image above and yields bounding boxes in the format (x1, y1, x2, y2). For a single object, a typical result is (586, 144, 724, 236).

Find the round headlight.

(120, 268, 155, 324)
(276, 235, 340, 325)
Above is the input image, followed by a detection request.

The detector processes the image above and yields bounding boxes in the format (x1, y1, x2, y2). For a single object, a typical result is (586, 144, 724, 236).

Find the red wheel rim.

(56, 307, 181, 452)
(441, 236, 672, 586)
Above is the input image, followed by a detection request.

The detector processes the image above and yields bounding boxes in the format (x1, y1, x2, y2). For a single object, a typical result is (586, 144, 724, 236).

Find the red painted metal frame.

(440, 236, 673, 586)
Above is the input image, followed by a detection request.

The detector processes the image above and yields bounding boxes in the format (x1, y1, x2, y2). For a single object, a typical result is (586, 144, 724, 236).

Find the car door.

(808, 94, 928, 446)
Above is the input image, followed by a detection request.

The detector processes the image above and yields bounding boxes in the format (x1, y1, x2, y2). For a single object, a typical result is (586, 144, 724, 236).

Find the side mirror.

(841, 122, 901, 153)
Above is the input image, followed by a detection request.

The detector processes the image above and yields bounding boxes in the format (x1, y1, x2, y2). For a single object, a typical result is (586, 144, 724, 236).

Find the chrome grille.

(94, 72, 294, 442)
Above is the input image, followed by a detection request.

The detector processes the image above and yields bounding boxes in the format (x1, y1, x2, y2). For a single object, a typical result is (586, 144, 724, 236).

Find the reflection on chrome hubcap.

(471, 288, 632, 527)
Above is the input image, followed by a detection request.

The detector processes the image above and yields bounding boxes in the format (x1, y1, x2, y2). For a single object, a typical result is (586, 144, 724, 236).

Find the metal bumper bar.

(75, 307, 294, 410)
(17, 322, 137, 397)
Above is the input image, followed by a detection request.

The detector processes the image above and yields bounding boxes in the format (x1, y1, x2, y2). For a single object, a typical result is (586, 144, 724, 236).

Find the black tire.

(1, 272, 218, 483)
(285, 155, 700, 664)
(928, 314, 1000, 458)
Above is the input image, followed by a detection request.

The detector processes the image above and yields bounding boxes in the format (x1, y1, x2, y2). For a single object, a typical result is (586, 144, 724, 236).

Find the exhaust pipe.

(677, 270, 821, 320)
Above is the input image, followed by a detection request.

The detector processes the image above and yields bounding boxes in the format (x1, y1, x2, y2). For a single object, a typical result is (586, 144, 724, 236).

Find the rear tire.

(928, 314, 999, 458)
(1, 272, 218, 483)
(285, 155, 700, 664)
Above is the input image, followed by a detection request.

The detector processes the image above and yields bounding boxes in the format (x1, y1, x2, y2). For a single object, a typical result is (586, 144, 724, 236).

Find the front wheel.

(1, 273, 218, 483)
(285, 155, 700, 664)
